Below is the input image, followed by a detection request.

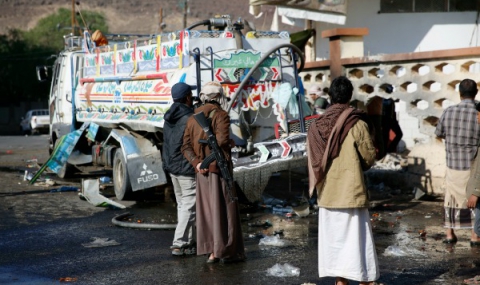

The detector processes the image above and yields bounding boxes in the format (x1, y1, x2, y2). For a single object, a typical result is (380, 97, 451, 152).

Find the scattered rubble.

(81, 237, 121, 248)
(266, 263, 300, 277)
(259, 235, 291, 247)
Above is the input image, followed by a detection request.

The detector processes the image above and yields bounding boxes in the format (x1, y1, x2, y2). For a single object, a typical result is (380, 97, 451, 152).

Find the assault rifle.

(193, 112, 237, 201)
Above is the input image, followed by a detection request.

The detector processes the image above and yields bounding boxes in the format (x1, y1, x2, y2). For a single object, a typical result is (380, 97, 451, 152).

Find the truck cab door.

(49, 52, 82, 145)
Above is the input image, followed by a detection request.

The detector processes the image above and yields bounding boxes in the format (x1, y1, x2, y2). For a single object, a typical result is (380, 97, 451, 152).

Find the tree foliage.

(0, 8, 108, 106)
(22, 8, 109, 51)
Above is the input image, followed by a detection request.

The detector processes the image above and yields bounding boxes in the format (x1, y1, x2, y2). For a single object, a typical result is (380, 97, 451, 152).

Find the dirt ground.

(0, 135, 103, 226)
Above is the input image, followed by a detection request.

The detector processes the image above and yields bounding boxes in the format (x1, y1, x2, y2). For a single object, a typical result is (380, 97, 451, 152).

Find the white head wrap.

(200, 81, 229, 110)
(308, 85, 322, 96)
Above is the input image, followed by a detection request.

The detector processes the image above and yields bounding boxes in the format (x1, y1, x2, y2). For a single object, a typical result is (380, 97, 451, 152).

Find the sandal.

(206, 253, 219, 264)
(464, 275, 480, 284)
(171, 248, 185, 256)
(470, 241, 480, 247)
(171, 246, 196, 256)
(442, 237, 458, 244)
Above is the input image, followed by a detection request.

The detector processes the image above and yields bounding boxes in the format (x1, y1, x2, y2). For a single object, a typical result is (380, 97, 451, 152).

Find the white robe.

(318, 207, 379, 282)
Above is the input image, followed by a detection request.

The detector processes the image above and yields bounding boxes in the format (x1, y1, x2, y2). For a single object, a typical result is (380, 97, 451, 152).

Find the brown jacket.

(316, 120, 376, 208)
(181, 103, 231, 173)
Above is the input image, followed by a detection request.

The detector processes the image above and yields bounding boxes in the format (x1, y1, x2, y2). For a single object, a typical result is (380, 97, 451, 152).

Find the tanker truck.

(37, 15, 310, 202)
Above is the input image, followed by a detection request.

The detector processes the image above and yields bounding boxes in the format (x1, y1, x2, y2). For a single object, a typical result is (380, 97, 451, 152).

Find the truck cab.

(39, 35, 84, 154)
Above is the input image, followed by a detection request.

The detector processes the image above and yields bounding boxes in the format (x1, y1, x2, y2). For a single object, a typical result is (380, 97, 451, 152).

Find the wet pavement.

(0, 135, 479, 285)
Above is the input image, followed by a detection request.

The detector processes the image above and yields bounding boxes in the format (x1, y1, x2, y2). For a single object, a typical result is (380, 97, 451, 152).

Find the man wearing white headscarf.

(308, 84, 330, 114)
(181, 81, 245, 264)
(199, 81, 230, 110)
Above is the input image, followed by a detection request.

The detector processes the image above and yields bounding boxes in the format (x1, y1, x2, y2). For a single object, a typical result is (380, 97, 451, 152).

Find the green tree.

(0, 29, 53, 105)
(0, 8, 108, 106)
(22, 7, 109, 51)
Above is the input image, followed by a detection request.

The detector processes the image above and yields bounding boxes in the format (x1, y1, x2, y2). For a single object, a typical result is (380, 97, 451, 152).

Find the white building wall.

(395, 101, 429, 151)
(314, 0, 480, 60)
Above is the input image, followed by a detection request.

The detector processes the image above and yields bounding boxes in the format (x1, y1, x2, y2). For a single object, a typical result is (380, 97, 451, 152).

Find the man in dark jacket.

(163, 82, 196, 256)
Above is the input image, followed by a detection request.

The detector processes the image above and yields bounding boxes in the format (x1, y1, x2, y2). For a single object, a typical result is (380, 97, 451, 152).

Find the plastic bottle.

(99, 176, 111, 183)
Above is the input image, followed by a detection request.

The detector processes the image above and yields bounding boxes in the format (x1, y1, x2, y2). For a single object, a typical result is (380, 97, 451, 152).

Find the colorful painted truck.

(38, 16, 307, 201)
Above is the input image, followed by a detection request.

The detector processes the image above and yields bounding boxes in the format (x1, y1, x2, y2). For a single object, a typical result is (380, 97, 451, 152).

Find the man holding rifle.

(181, 81, 245, 264)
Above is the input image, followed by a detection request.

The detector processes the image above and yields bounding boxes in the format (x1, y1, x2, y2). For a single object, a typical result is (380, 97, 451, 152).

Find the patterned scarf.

(307, 103, 369, 187)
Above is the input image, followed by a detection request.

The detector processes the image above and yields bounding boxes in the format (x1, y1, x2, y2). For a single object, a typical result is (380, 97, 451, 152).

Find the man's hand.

(196, 162, 208, 174)
(467, 194, 479, 208)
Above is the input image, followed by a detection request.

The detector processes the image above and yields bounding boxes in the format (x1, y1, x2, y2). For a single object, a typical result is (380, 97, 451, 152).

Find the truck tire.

(113, 149, 132, 200)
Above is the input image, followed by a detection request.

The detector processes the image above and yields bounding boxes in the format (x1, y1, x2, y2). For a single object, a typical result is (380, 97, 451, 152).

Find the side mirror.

(36, 66, 49, 82)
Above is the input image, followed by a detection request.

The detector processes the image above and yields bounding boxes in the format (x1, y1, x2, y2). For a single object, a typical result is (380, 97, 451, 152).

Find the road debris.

(80, 179, 126, 209)
(383, 228, 427, 257)
(248, 220, 272, 228)
(259, 235, 291, 247)
(292, 204, 310, 217)
(82, 237, 121, 248)
(50, 186, 78, 193)
(266, 263, 300, 277)
(59, 277, 78, 282)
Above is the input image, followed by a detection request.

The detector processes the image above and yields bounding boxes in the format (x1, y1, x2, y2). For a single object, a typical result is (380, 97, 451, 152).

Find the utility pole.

(183, 0, 188, 29)
(159, 7, 164, 33)
(305, 19, 315, 62)
(71, 0, 75, 34)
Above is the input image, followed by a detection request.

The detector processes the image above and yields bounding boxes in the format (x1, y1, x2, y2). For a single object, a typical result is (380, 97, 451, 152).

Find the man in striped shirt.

(435, 78, 480, 245)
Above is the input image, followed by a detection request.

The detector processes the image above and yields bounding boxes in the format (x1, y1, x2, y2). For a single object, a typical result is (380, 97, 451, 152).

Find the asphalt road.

(0, 135, 479, 285)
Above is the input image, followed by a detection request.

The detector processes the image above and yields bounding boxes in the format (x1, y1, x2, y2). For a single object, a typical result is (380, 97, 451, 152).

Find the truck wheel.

(54, 139, 73, 179)
(113, 149, 132, 200)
